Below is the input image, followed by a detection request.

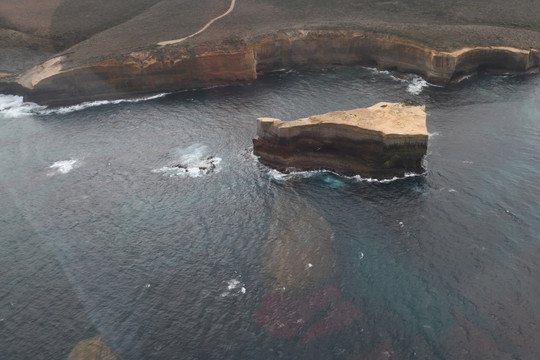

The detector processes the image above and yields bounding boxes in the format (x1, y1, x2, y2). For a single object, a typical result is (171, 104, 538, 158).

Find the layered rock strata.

(3, 30, 540, 106)
(253, 102, 428, 179)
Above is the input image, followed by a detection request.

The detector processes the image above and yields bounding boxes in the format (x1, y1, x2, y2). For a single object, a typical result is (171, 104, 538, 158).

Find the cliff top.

(1, 0, 540, 74)
(258, 102, 427, 138)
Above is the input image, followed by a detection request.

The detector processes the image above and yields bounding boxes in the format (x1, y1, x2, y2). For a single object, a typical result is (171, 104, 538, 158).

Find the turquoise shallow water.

(0, 68, 539, 359)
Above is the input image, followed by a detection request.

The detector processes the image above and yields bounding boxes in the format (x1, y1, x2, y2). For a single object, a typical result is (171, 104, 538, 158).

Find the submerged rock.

(261, 191, 337, 294)
(254, 189, 361, 343)
(68, 335, 122, 360)
(253, 102, 428, 179)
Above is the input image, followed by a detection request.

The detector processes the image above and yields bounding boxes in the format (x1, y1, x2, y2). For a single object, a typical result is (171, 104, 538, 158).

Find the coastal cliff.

(13, 46, 257, 106)
(255, 31, 540, 82)
(6, 30, 540, 106)
(252, 102, 428, 179)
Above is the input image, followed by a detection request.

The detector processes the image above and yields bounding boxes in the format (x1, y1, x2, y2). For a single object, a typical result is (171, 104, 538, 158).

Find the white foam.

(220, 278, 246, 297)
(364, 66, 391, 76)
(362, 68, 438, 95)
(353, 172, 421, 183)
(428, 131, 440, 138)
(0, 93, 168, 117)
(49, 159, 78, 174)
(227, 279, 241, 290)
(269, 168, 422, 183)
(0, 94, 45, 117)
(456, 74, 475, 83)
(41, 93, 168, 115)
(268, 168, 326, 181)
(153, 144, 222, 178)
(406, 75, 430, 95)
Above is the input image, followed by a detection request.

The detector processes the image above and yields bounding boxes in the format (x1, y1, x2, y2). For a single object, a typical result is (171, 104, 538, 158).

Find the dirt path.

(157, 0, 236, 46)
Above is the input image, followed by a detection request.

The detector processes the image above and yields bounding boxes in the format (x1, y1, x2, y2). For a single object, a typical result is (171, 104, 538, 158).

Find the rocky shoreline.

(1, 30, 539, 106)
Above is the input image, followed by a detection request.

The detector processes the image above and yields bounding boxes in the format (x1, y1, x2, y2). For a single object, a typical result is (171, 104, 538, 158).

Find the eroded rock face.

(255, 31, 540, 83)
(253, 102, 428, 179)
(19, 45, 257, 106)
(9, 30, 540, 106)
(68, 336, 123, 360)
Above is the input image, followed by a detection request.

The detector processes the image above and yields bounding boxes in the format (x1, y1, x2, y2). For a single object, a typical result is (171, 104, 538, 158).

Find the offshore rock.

(253, 102, 428, 179)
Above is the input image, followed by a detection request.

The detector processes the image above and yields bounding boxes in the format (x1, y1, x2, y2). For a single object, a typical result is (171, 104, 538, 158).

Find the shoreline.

(1, 30, 539, 106)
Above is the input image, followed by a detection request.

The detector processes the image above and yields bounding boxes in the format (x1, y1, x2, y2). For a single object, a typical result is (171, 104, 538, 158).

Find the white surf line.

(158, 0, 236, 46)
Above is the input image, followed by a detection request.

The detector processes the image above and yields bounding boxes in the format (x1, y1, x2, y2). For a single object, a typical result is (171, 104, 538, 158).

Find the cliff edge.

(1, 0, 540, 105)
(253, 102, 428, 179)
(5, 30, 539, 106)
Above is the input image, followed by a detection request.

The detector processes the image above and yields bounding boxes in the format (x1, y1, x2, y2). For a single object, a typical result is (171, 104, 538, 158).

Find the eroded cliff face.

(253, 102, 428, 179)
(254, 31, 540, 83)
(20, 45, 257, 106)
(13, 30, 540, 105)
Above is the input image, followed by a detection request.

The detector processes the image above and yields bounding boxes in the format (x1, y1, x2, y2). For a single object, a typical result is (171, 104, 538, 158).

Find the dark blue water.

(1, 67, 539, 359)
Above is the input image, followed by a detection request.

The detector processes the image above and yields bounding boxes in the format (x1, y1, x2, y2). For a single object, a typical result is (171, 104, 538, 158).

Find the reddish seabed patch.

(253, 285, 361, 343)
(302, 301, 361, 345)
(253, 285, 340, 338)
(350, 339, 395, 360)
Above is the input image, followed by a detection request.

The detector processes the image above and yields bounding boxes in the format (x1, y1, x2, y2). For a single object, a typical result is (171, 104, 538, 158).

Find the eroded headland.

(0, 0, 539, 105)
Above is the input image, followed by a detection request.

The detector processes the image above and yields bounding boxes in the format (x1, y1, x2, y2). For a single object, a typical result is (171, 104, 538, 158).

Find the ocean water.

(0, 67, 539, 360)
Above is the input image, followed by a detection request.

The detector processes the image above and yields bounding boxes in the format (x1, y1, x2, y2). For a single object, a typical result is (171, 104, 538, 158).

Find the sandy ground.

(273, 102, 427, 136)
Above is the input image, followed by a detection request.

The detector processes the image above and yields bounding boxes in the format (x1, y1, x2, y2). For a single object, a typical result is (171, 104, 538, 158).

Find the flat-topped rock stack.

(253, 102, 428, 179)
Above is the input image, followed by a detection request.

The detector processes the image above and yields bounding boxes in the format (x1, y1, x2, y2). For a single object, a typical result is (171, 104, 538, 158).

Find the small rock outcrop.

(253, 102, 428, 179)
(68, 335, 122, 360)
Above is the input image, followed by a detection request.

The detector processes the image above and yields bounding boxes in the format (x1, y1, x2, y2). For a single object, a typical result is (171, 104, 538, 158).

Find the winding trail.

(158, 0, 236, 46)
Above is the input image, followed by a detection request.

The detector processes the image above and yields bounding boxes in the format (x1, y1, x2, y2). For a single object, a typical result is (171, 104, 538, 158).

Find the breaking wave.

(406, 75, 430, 95)
(0, 95, 44, 117)
(268, 168, 421, 183)
(0, 93, 168, 117)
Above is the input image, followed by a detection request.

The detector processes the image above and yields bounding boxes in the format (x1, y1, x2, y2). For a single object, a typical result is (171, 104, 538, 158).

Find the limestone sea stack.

(253, 102, 428, 179)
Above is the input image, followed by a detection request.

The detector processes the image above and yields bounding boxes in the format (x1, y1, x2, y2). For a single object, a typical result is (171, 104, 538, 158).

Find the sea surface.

(0, 67, 539, 360)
